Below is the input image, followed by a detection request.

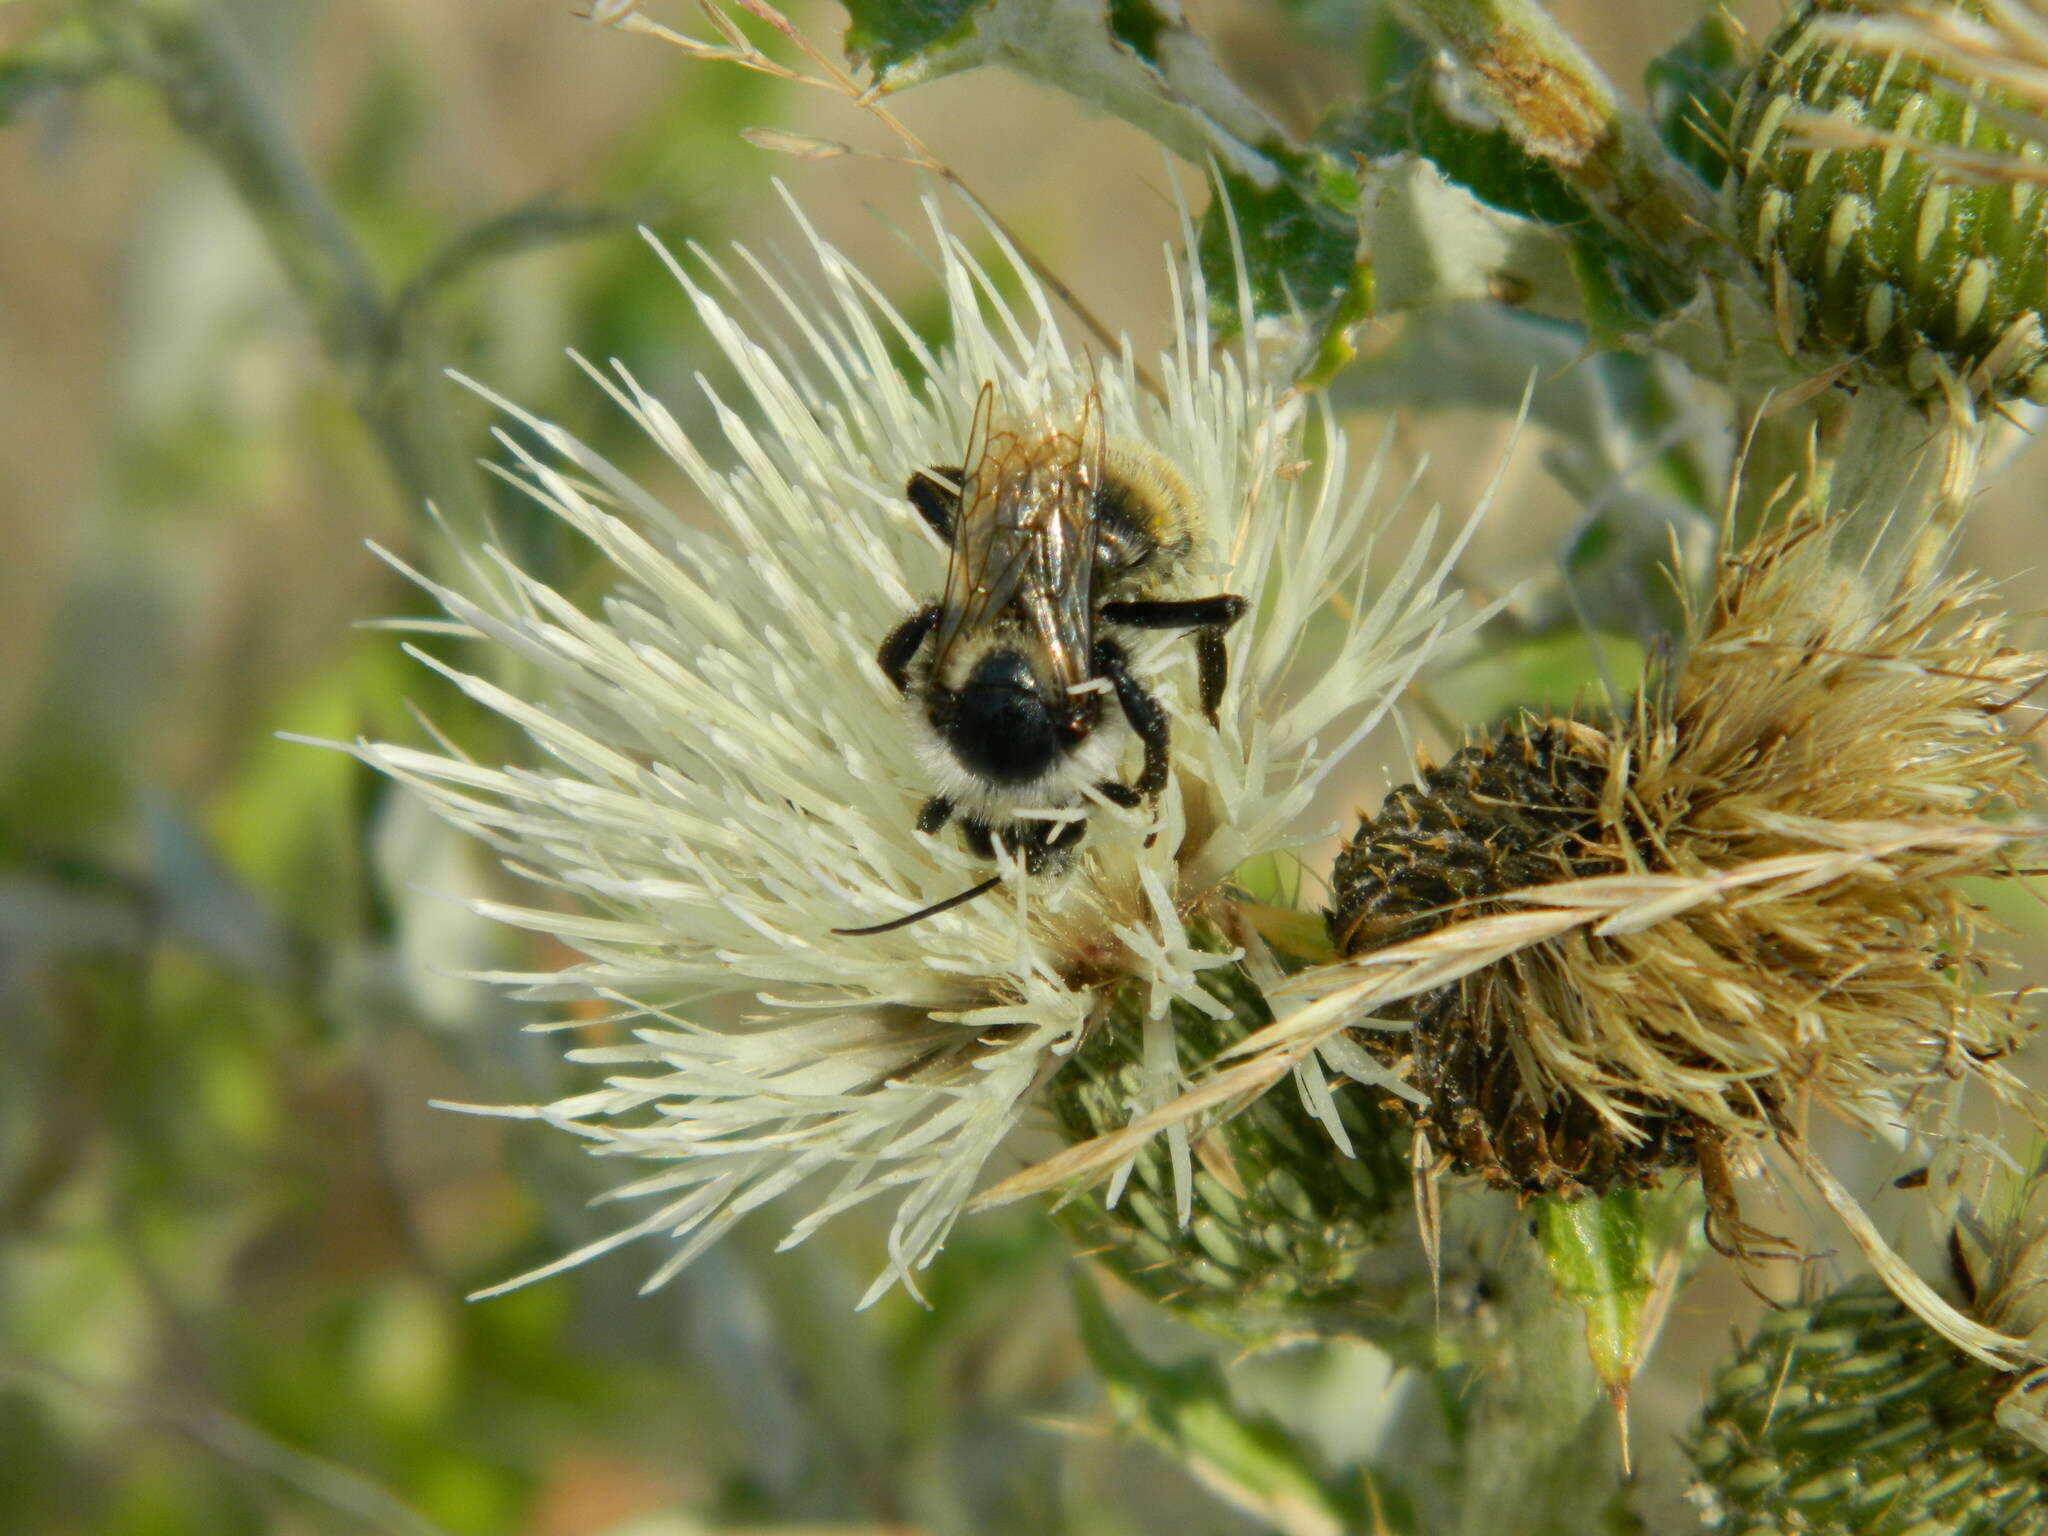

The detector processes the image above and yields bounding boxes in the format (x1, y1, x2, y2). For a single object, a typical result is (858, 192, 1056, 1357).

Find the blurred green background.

(4, 1, 2045, 1533)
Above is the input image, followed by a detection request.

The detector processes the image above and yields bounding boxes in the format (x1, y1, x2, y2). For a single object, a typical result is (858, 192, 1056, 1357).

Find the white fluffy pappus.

(318, 187, 1484, 1304)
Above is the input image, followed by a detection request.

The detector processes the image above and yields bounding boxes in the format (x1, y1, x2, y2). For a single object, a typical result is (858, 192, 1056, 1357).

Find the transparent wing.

(1017, 391, 1102, 693)
(934, 387, 1103, 694)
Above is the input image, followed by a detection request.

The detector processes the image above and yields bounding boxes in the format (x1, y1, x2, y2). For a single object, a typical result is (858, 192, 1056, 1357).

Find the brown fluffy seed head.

(1328, 720, 1707, 1197)
(1328, 510, 2043, 1203)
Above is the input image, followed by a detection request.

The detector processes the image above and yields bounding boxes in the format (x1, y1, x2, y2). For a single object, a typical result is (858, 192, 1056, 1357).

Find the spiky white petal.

(322, 187, 1476, 1300)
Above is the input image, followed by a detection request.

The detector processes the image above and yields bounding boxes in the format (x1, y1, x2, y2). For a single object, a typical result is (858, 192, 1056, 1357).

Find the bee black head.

(937, 649, 1088, 785)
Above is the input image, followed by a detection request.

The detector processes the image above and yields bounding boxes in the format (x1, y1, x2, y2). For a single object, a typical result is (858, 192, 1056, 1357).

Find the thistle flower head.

(328, 189, 1474, 1302)
(1692, 1158, 2048, 1534)
(1326, 508, 2042, 1202)
(1729, 0, 2048, 404)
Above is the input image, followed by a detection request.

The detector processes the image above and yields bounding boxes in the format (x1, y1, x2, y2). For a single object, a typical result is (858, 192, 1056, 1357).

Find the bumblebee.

(839, 385, 1245, 934)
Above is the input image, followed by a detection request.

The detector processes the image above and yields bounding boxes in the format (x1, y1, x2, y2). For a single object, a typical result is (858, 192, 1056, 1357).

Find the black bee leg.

(877, 604, 941, 692)
(1099, 595, 1248, 632)
(1098, 594, 1249, 726)
(1093, 637, 1170, 798)
(917, 795, 953, 835)
(1195, 630, 1229, 724)
(905, 467, 964, 543)
(961, 817, 998, 861)
(1011, 815, 1085, 874)
(1041, 817, 1087, 869)
(1093, 781, 1145, 809)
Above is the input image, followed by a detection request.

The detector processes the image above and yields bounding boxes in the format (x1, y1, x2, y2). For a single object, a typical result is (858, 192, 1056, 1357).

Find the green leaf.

(1071, 1272, 1393, 1536)
(1353, 151, 1583, 323)
(1339, 63, 1696, 332)
(842, 0, 987, 75)
(1645, 15, 1745, 192)
(1104, 0, 1172, 65)
(1535, 1182, 1703, 1455)
(1196, 159, 1367, 382)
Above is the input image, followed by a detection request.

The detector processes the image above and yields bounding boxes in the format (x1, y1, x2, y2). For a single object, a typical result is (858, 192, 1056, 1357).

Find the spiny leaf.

(1644, 14, 1745, 192)
(1196, 158, 1366, 382)
(1339, 63, 1697, 334)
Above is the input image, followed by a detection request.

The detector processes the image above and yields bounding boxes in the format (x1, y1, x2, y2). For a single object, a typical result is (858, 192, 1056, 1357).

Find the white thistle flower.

(323, 188, 1481, 1304)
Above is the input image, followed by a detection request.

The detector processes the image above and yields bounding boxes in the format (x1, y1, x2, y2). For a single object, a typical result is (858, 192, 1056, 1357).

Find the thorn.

(1610, 1382, 1634, 1475)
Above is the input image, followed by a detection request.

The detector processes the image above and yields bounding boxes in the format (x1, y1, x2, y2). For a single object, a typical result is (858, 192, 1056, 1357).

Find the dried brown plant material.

(985, 506, 2048, 1365)
(1330, 511, 2041, 1213)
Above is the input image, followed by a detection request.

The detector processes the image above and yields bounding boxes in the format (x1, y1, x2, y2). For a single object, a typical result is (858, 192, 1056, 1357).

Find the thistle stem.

(85, 0, 488, 539)
(1386, 0, 1731, 282)
(1449, 1232, 1626, 1536)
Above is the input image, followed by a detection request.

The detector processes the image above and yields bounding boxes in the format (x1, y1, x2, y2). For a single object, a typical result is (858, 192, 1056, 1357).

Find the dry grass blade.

(1781, 1131, 2035, 1370)
(979, 824, 2042, 1209)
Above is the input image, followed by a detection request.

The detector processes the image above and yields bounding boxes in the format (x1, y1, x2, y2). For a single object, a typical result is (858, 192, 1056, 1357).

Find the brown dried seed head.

(1328, 719, 1707, 1197)
(1327, 510, 2043, 1205)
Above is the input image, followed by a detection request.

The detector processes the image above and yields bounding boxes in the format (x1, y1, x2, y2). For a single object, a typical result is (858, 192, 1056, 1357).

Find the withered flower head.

(1330, 512, 2041, 1208)
(1292, 503, 2045, 1362)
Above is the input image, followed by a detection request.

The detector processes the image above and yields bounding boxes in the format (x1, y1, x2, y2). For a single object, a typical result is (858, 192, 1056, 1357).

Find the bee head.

(937, 648, 1093, 786)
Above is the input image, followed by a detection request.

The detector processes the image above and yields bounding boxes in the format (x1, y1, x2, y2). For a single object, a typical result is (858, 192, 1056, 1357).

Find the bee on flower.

(318, 188, 1481, 1305)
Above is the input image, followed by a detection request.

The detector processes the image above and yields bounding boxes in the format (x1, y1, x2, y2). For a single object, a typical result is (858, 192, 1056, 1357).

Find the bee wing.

(934, 388, 1103, 694)
(1017, 390, 1102, 693)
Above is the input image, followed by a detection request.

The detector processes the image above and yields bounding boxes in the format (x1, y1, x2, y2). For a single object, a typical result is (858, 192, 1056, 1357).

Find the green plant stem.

(1450, 1232, 1629, 1536)
(88, 0, 489, 538)
(1386, 0, 1729, 283)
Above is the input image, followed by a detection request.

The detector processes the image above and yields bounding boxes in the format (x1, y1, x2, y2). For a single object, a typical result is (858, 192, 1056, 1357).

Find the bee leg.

(905, 467, 965, 543)
(917, 795, 953, 835)
(877, 604, 941, 692)
(1098, 595, 1248, 726)
(1195, 630, 1229, 725)
(961, 817, 998, 861)
(1093, 781, 1144, 809)
(1013, 816, 1085, 874)
(1093, 637, 1170, 799)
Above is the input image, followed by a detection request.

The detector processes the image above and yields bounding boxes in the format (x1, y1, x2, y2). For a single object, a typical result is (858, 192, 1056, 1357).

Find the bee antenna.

(832, 873, 1005, 936)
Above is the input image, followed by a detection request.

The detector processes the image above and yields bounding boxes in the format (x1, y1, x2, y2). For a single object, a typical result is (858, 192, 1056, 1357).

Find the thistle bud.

(1727, 0, 2048, 403)
(1691, 1281, 2048, 1534)
(1044, 969, 1411, 1335)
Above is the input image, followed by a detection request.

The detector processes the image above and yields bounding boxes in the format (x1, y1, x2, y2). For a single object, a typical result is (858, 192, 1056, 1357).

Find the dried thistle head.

(1326, 507, 2042, 1229)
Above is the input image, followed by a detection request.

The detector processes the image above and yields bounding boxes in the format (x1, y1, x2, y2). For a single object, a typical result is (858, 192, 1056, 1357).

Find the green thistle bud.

(1044, 967, 1410, 1336)
(1728, 0, 2048, 403)
(1690, 1281, 2048, 1534)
